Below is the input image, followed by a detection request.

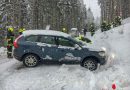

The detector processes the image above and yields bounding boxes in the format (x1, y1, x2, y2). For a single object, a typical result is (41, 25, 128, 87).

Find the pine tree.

(114, 16, 122, 27)
(0, 0, 7, 46)
(0, 0, 87, 46)
(107, 23, 112, 30)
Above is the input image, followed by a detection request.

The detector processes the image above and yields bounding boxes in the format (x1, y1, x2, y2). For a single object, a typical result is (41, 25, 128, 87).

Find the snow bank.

(88, 22, 130, 89)
(91, 23, 130, 63)
(122, 17, 130, 24)
(0, 47, 6, 57)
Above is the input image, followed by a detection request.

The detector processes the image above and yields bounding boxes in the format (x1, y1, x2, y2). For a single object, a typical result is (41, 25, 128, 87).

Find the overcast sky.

(83, 0, 101, 18)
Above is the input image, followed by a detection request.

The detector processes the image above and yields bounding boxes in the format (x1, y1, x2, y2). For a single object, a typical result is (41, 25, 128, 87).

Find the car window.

(26, 35, 39, 42)
(58, 37, 75, 47)
(40, 35, 56, 45)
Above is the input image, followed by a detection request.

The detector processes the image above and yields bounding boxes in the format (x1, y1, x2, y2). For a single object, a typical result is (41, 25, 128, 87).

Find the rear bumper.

(13, 53, 22, 61)
(13, 48, 22, 61)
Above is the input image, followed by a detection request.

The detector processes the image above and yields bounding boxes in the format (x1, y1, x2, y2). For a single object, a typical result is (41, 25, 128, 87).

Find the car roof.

(23, 30, 70, 38)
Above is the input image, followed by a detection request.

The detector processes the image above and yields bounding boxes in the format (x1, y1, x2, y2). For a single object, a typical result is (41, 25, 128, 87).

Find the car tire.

(23, 54, 39, 67)
(83, 58, 98, 71)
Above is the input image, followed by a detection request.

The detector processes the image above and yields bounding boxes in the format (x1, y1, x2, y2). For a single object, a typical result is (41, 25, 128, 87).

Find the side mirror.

(74, 44, 81, 50)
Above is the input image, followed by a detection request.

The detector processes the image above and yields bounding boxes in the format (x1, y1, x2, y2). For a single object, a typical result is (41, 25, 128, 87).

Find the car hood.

(82, 45, 103, 52)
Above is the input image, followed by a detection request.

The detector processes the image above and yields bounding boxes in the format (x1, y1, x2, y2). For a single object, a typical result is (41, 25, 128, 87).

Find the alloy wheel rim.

(25, 55, 37, 66)
(84, 60, 96, 70)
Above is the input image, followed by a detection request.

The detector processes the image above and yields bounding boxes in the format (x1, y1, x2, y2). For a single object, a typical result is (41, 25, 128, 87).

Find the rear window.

(25, 35, 39, 42)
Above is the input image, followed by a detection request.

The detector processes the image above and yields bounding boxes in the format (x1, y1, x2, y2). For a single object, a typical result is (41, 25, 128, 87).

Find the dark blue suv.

(13, 30, 106, 71)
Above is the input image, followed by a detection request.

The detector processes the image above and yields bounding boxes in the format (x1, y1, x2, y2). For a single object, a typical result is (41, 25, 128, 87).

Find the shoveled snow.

(0, 47, 6, 56)
(0, 47, 7, 60)
(23, 30, 70, 38)
(0, 20, 130, 90)
(122, 17, 130, 24)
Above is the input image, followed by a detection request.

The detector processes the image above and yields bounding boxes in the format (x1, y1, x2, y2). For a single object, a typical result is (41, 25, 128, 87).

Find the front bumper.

(99, 56, 106, 65)
(100, 52, 116, 65)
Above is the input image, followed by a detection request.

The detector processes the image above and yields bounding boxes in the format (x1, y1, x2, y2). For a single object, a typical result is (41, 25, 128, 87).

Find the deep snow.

(0, 21, 130, 90)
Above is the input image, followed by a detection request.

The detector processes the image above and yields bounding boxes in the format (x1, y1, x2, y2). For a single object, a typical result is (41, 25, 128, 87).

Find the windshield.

(68, 36, 87, 46)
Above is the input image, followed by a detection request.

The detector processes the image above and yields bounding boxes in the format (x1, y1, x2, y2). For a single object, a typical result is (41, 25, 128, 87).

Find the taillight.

(13, 35, 22, 48)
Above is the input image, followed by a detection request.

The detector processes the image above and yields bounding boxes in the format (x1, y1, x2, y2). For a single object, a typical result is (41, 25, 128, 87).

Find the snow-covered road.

(0, 56, 129, 90)
(0, 21, 130, 90)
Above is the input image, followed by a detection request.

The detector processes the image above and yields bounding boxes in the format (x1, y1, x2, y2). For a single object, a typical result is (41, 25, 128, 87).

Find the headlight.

(99, 51, 105, 57)
(101, 47, 107, 52)
(111, 53, 115, 59)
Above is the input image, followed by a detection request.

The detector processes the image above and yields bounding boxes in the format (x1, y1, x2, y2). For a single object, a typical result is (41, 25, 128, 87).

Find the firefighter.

(19, 28, 25, 35)
(75, 35, 92, 44)
(89, 24, 95, 36)
(83, 28, 87, 36)
(75, 35, 84, 42)
(7, 27, 14, 58)
(62, 28, 67, 33)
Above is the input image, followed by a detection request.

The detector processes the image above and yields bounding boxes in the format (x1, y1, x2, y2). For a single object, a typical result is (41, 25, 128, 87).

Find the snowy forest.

(0, 0, 88, 46)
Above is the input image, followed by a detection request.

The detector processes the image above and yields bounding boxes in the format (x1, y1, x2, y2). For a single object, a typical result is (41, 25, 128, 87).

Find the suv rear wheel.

(23, 54, 39, 67)
(83, 58, 98, 71)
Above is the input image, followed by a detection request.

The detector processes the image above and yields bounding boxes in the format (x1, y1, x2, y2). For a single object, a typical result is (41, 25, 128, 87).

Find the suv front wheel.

(23, 54, 39, 67)
(83, 58, 98, 71)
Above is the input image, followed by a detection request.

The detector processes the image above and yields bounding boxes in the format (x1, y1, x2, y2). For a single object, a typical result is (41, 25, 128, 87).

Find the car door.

(57, 36, 83, 62)
(24, 35, 42, 55)
(38, 35, 59, 60)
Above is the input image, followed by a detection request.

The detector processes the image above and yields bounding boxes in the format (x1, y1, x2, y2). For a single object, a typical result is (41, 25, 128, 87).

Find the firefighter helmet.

(8, 27, 14, 32)
(19, 28, 25, 33)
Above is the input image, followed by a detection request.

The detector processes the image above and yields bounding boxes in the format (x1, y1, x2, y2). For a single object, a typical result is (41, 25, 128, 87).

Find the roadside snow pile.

(88, 22, 130, 89)
(0, 47, 8, 63)
(122, 17, 130, 24)
(90, 23, 130, 64)
(0, 47, 6, 57)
